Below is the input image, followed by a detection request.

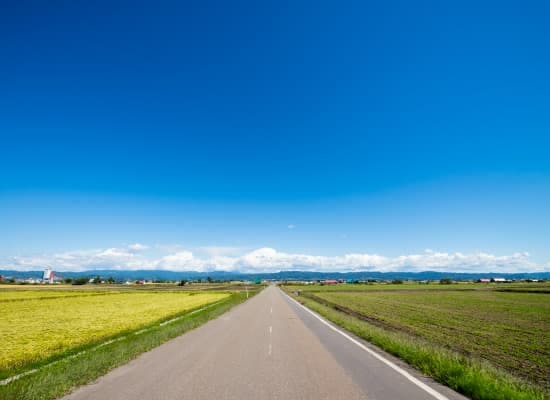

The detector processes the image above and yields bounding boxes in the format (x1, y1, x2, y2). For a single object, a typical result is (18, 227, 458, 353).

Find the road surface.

(62, 286, 467, 400)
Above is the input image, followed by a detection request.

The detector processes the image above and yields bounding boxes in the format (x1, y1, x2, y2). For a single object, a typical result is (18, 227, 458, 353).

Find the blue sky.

(1, 0, 549, 272)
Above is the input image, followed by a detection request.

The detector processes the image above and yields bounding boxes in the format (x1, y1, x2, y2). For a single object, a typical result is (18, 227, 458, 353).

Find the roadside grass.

(0, 290, 258, 400)
(287, 291, 547, 400)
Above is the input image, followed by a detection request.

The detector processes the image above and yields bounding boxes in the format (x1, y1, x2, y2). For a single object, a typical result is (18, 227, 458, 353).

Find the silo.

(43, 267, 52, 282)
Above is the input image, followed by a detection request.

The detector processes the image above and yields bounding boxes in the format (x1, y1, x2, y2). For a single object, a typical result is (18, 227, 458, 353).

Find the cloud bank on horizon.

(2, 244, 547, 274)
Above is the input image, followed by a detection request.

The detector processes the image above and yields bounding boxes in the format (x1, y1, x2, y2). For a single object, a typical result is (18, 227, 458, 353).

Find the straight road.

(62, 286, 467, 400)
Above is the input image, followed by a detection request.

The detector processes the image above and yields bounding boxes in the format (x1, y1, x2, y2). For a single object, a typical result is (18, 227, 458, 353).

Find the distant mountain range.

(1, 269, 548, 281)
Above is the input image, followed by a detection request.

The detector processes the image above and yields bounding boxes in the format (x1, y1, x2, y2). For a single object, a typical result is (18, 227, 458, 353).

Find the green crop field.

(286, 282, 477, 291)
(285, 281, 550, 292)
(284, 282, 549, 399)
(0, 289, 228, 376)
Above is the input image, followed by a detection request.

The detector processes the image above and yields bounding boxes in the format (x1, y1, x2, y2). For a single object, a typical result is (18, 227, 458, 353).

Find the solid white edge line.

(283, 290, 450, 400)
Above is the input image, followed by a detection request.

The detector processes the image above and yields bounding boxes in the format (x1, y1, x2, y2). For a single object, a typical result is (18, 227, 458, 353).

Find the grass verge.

(287, 290, 548, 400)
(0, 290, 258, 400)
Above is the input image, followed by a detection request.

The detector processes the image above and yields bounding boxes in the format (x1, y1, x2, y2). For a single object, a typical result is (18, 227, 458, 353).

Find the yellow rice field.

(0, 290, 124, 301)
(0, 290, 228, 373)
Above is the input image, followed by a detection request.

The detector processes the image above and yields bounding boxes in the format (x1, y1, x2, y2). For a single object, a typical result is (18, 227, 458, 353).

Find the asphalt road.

(62, 286, 467, 400)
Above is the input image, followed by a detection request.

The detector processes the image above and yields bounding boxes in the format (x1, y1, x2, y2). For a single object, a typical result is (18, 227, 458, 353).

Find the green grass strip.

(289, 292, 548, 400)
(0, 290, 258, 400)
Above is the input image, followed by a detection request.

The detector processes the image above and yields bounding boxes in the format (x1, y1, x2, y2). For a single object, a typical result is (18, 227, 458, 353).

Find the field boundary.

(299, 291, 410, 334)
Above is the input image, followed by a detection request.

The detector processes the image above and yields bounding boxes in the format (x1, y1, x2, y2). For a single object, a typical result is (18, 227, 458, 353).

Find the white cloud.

(287, 224, 296, 229)
(6, 246, 146, 272)
(198, 246, 243, 257)
(154, 251, 197, 270)
(152, 250, 240, 272)
(127, 243, 149, 252)
(1, 246, 547, 274)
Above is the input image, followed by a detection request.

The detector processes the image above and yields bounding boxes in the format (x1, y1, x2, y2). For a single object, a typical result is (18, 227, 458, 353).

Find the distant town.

(0, 267, 545, 286)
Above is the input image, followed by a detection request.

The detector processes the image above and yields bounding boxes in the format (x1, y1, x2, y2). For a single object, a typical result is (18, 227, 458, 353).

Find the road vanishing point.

(62, 286, 467, 400)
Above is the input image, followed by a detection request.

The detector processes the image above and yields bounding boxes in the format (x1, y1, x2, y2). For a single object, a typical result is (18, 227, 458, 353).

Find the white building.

(43, 267, 55, 284)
